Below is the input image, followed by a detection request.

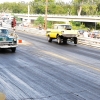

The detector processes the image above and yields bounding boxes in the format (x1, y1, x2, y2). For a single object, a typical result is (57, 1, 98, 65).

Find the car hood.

(0, 35, 14, 41)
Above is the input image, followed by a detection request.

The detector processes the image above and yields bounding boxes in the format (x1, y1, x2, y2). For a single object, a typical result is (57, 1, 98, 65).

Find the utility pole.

(28, 2, 30, 22)
(95, 22, 96, 30)
(44, 0, 48, 30)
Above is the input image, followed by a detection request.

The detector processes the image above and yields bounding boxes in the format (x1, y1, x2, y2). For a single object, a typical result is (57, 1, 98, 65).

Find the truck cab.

(54, 24, 72, 30)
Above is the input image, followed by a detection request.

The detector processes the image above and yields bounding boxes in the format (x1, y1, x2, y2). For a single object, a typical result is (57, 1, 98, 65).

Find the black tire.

(63, 39, 67, 44)
(1, 48, 5, 52)
(11, 48, 16, 53)
(47, 35, 52, 42)
(74, 37, 77, 44)
(57, 36, 61, 44)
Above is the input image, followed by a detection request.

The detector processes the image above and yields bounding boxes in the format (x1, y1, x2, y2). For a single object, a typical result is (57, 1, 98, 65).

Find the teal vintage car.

(0, 27, 18, 52)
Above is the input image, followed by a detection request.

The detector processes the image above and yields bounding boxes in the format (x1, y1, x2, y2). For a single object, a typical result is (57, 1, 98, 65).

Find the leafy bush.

(70, 21, 86, 30)
(34, 16, 44, 26)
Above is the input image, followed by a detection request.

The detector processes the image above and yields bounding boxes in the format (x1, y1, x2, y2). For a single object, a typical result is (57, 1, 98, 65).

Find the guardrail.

(78, 37, 100, 48)
(16, 26, 46, 35)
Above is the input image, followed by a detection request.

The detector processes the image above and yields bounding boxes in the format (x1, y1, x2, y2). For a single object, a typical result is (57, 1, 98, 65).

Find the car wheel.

(11, 48, 16, 53)
(57, 36, 61, 44)
(47, 35, 52, 42)
(74, 37, 77, 44)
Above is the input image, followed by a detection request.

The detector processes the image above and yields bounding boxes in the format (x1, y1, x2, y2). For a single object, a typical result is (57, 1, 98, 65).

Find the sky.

(0, 0, 71, 3)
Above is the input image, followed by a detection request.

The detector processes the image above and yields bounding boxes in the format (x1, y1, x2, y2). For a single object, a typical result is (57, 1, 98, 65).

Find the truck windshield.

(61, 25, 71, 30)
(56, 25, 71, 30)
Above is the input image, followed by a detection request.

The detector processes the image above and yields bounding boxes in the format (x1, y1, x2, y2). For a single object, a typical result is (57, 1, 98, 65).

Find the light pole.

(44, 0, 48, 30)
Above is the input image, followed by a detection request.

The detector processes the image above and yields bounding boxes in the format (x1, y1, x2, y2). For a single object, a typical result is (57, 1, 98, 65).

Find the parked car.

(0, 27, 18, 52)
(89, 30, 100, 38)
(77, 29, 85, 37)
(95, 31, 100, 39)
(78, 29, 84, 35)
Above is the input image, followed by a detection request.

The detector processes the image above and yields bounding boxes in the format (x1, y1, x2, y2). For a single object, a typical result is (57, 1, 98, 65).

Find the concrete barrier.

(78, 37, 100, 48)
(16, 26, 46, 35)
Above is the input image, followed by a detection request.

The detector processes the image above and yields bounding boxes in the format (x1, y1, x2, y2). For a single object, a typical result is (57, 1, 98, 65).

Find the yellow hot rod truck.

(46, 24, 78, 44)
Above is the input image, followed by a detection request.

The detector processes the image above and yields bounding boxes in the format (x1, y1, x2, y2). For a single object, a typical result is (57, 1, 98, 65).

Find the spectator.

(11, 17, 16, 32)
(0, 21, 2, 27)
(39, 24, 42, 30)
(83, 30, 89, 38)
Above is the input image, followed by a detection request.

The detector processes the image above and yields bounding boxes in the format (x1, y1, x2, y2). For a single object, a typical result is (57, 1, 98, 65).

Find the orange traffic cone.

(18, 39, 22, 43)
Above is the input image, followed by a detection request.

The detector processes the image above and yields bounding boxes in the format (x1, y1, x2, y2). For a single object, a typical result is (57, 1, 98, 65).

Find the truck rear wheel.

(47, 35, 52, 42)
(63, 39, 67, 44)
(57, 36, 61, 44)
(74, 37, 77, 44)
(11, 48, 16, 53)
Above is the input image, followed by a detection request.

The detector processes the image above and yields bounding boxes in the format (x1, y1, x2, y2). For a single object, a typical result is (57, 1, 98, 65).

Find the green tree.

(70, 21, 85, 29)
(34, 16, 44, 26)
(82, 4, 97, 15)
(0, 2, 12, 12)
(31, 0, 55, 14)
(0, 2, 28, 13)
(11, 3, 27, 13)
(96, 3, 100, 14)
(72, 0, 100, 15)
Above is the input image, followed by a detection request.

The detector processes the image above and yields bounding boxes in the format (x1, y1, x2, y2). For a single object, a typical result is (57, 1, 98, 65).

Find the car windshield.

(0, 29, 9, 36)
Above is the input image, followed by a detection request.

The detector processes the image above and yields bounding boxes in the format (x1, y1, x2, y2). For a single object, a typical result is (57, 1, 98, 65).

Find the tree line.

(0, 0, 100, 15)
(0, 0, 100, 29)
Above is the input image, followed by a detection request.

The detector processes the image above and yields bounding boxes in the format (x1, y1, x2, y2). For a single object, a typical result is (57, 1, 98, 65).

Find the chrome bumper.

(0, 45, 18, 48)
(62, 34, 78, 37)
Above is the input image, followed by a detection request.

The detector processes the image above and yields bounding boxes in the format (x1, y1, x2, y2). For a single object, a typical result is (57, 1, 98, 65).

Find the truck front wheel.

(74, 37, 77, 44)
(47, 35, 52, 42)
(57, 36, 61, 44)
